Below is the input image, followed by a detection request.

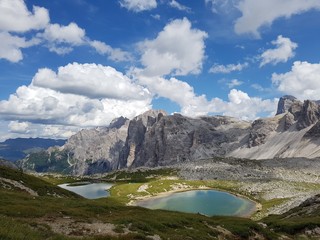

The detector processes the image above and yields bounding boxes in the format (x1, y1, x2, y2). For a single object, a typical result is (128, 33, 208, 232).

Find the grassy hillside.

(0, 165, 279, 240)
(1, 165, 320, 239)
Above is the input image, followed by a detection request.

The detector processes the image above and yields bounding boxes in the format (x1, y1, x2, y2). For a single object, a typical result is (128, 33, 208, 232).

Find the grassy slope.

(0, 166, 279, 240)
(2, 166, 320, 239)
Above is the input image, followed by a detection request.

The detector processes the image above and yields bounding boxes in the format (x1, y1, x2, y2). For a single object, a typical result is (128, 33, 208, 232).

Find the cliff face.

(23, 96, 320, 175)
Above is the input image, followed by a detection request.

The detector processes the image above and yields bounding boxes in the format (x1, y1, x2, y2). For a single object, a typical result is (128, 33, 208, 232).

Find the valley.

(2, 96, 320, 239)
(2, 158, 320, 239)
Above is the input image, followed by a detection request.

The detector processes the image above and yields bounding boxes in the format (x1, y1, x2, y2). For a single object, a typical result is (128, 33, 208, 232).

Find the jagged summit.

(276, 95, 299, 115)
(109, 116, 128, 129)
(22, 100, 320, 175)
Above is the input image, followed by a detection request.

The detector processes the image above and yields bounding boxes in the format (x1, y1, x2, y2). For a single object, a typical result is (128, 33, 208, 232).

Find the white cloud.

(151, 14, 160, 20)
(209, 62, 248, 73)
(0, 0, 49, 32)
(8, 121, 30, 133)
(4, 121, 80, 140)
(0, 0, 130, 61)
(235, 0, 320, 37)
(272, 61, 320, 100)
(133, 69, 277, 120)
(205, 0, 236, 14)
(222, 89, 278, 120)
(227, 79, 243, 88)
(228, 89, 250, 104)
(0, 84, 151, 127)
(0, 63, 152, 128)
(119, 0, 157, 12)
(32, 62, 150, 100)
(0, 32, 40, 62)
(139, 18, 207, 76)
(251, 84, 265, 92)
(260, 35, 297, 67)
(169, 0, 191, 12)
(38, 22, 86, 54)
(41, 23, 85, 45)
(89, 40, 132, 62)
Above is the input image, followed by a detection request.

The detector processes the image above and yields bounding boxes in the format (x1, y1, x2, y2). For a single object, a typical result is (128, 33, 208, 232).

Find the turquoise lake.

(58, 182, 113, 199)
(135, 190, 256, 217)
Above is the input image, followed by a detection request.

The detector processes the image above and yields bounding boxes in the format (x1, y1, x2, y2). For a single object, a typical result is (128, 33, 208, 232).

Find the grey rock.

(276, 95, 299, 115)
(21, 96, 320, 175)
(297, 100, 320, 130)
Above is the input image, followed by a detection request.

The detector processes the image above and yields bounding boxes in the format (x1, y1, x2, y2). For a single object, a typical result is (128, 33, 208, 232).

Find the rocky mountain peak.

(276, 95, 300, 115)
(109, 116, 129, 129)
(133, 109, 167, 127)
(297, 100, 320, 130)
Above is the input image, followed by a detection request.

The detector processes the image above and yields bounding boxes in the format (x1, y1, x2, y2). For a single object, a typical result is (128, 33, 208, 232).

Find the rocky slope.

(23, 96, 320, 175)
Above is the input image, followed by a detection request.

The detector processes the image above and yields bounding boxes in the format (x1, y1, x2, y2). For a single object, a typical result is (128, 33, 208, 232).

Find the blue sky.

(0, 0, 320, 140)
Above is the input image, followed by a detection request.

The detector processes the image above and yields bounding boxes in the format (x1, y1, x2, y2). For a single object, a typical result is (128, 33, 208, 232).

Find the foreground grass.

(0, 166, 278, 239)
(2, 166, 320, 239)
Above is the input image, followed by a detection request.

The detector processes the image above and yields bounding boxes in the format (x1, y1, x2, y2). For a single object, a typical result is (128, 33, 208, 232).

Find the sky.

(1, 0, 320, 141)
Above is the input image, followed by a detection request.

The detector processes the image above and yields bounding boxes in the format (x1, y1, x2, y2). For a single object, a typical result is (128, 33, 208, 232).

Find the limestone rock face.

(130, 114, 250, 167)
(248, 118, 279, 148)
(296, 100, 320, 130)
(276, 95, 300, 115)
(61, 117, 130, 175)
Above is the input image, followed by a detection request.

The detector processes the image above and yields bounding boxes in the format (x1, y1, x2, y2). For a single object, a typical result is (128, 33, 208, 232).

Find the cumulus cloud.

(0, 32, 40, 62)
(32, 63, 150, 100)
(132, 69, 277, 120)
(89, 40, 132, 62)
(0, 84, 151, 127)
(260, 35, 297, 67)
(209, 62, 248, 74)
(0, 63, 152, 129)
(37, 22, 85, 54)
(0, 0, 49, 32)
(222, 89, 278, 120)
(169, 0, 191, 12)
(235, 0, 320, 37)
(4, 121, 79, 140)
(119, 0, 157, 12)
(8, 121, 30, 133)
(272, 61, 320, 100)
(0, 0, 130, 61)
(227, 79, 243, 88)
(139, 18, 207, 76)
(41, 23, 85, 45)
(205, 0, 236, 14)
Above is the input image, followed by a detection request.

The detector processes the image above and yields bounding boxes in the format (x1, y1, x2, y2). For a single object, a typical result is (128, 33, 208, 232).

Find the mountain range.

(0, 138, 66, 162)
(21, 95, 320, 175)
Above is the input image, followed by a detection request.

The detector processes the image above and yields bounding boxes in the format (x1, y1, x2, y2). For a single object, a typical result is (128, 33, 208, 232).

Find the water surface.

(59, 182, 113, 199)
(136, 190, 255, 217)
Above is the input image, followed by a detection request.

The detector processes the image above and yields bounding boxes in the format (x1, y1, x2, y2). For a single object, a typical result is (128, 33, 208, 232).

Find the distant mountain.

(0, 158, 18, 169)
(0, 138, 66, 161)
(22, 96, 320, 175)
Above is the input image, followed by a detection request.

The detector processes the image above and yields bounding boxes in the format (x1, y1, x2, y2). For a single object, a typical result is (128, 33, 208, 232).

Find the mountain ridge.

(22, 96, 320, 175)
(0, 137, 66, 162)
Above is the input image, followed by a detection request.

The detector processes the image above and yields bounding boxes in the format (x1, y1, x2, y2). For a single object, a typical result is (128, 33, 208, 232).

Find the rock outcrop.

(23, 96, 320, 175)
(276, 95, 300, 115)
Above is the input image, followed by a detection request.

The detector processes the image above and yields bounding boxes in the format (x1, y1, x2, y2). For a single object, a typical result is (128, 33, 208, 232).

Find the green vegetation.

(103, 168, 178, 182)
(0, 165, 77, 197)
(0, 165, 280, 239)
(1, 165, 320, 239)
(24, 150, 72, 174)
(263, 198, 320, 237)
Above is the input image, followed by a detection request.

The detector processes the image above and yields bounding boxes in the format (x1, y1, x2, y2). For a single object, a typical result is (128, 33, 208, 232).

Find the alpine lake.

(59, 183, 255, 217)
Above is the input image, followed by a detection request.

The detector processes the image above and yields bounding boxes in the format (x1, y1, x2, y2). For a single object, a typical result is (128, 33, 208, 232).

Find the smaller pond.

(58, 182, 113, 199)
(135, 190, 256, 217)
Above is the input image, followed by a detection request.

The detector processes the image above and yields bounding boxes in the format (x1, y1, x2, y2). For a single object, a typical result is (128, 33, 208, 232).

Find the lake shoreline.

(128, 187, 259, 218)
